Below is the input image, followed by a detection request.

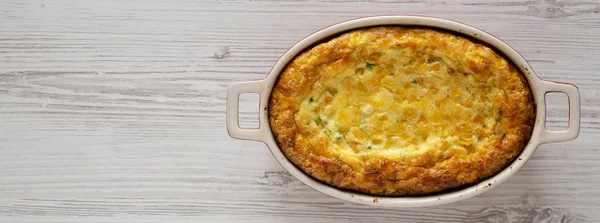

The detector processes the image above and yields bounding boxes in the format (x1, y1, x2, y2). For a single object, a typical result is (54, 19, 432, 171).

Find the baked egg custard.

(268, 27, 535, 196)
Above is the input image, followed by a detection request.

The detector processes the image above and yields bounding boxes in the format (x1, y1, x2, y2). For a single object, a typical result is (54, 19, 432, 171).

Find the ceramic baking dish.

(225, 16, 580, 207)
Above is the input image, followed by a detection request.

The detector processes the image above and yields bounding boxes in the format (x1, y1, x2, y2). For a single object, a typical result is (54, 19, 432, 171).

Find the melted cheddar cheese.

(269, 27, 535, 196)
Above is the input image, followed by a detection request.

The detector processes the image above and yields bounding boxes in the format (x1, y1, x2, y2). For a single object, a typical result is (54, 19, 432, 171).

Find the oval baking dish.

(226, 16, 580, 207)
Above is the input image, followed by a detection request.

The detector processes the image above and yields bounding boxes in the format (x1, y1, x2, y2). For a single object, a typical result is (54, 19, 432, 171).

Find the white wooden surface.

(1, 0, 599, 222)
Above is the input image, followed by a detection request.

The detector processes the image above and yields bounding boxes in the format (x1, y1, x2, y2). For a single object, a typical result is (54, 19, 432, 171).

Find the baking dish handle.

(539, 81, 581, 144)
(226, 80, 267, 142)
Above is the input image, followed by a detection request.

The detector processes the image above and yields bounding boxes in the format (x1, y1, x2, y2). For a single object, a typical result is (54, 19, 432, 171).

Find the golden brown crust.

(269, 27, 535, 196)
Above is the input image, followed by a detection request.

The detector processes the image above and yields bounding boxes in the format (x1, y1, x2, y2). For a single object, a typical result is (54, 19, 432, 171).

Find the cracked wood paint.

(0, 0, 599, 222)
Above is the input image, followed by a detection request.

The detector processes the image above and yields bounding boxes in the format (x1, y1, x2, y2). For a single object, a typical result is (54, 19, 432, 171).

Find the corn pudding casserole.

(268, 27, 535, 196)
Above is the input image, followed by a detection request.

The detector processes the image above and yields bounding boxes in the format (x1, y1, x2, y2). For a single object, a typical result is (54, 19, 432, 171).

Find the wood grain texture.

(0, 0, 599, 222)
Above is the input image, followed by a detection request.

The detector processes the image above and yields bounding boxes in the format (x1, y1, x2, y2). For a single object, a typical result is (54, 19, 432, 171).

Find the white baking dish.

(225, 16, 580, 207)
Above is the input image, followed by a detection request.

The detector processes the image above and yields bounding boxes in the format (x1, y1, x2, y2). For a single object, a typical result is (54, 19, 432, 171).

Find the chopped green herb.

(333, 132, 343, 140)
(309, 97, 314, 103)
(501, 133, 507, 138)
(323, 129, 331, 136)
(365, 62, 375, 70)
(411, 79, 418, 84)
(359, 120, 367, 129)
(315, 116, 322, 125)
(367, 145, 372, 150)
(496, 109, 503, 123)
